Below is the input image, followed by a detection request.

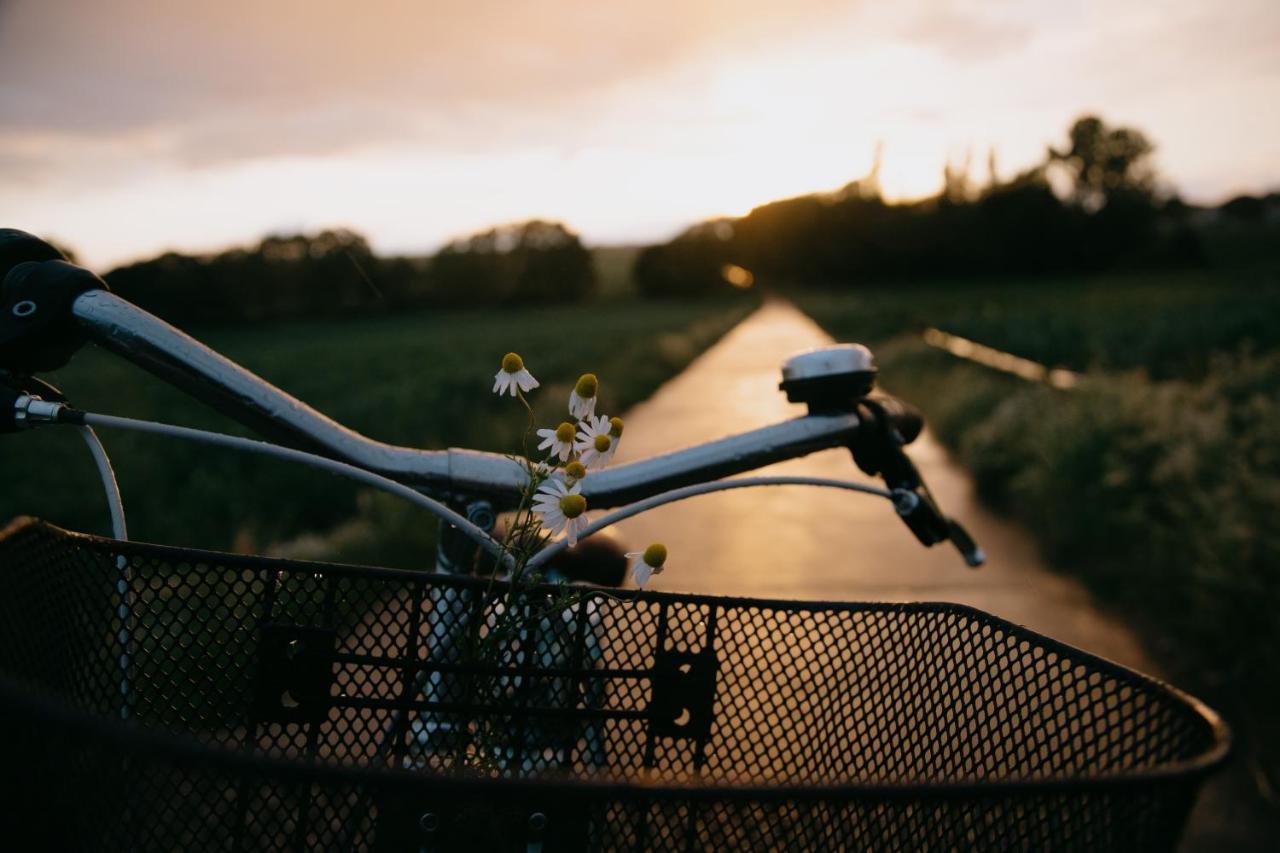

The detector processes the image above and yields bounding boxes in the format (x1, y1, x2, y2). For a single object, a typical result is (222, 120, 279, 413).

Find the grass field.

(2, 296, 754, 567)
(796, 269, 1280, 377)
(796, 266, 1280, 795)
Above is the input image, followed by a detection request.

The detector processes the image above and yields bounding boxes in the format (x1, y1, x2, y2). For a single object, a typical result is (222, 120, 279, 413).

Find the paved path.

(611, 299, 1153, 672)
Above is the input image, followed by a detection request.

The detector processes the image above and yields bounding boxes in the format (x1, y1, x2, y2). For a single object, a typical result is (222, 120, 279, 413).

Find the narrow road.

(611, 298, 1257, 849)
(610, 299, 1152, 671)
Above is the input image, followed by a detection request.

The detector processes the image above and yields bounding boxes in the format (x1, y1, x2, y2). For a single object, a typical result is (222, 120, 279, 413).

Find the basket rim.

(0, 516, 1232, 800)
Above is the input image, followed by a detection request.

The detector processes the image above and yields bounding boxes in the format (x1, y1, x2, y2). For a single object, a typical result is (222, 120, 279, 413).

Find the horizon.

(71, 169, 1280, 274)
(2, 0, 1278, 270)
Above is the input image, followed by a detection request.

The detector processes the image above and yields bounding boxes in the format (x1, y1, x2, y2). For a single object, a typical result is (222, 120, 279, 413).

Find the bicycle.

(0, 229, 1229, 851)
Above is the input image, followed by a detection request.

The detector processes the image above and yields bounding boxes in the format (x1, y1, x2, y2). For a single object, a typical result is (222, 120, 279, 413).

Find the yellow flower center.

(642, 543, 667, 568)
(564, 461, 586, 480)
(559, 494, 587, 519)
(554, 422, 575, 443)
(593, 434, 612, 453)
(609, 417, 624, 438)
(501, 352, 524, 373)
(574, 373, 598, 399)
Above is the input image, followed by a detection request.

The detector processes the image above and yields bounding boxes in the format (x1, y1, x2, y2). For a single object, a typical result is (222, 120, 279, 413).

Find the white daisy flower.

(532, 477, 589, 546)
(536, 421, 577, 462)
(559, 460, 588, 487)
(575, 414, 608, 439)
(533, 474, 574, 504)
(493, 352, 540, 397)
(627, 543, 668, 588)
(568, 373, 599, 420)
(575, 414, 623, 469)
(536, 460, 588, 499)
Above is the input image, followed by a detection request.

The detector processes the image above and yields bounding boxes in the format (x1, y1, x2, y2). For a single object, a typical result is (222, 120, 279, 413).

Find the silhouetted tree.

(107, 229, 410, 324)
(631, 115, 1206, 294)
(426, 220, 594, 306)
(978, 166, 1081, 273)
(941, 151, 975, 206)
(1049, 116, 1156, 211)
(1221, 195, 1266, 222)
(633, 220, 737, 298)
(100, 220, 602, 324)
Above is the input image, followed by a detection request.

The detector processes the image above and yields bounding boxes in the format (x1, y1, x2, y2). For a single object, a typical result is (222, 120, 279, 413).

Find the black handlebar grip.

(1, 230, 108, 374)
(867, 394, 923, 445)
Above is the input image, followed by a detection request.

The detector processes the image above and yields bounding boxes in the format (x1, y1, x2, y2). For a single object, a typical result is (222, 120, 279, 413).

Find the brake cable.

(60, 409, 519, 572)
(23, 400, 907, 576)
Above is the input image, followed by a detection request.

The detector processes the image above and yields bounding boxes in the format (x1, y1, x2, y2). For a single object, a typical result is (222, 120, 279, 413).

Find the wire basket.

(0, 519, 1228, 851)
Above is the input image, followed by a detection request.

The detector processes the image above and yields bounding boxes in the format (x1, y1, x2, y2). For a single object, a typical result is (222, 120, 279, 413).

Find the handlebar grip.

(866, 394, 923, 445)
(1, 230, 107, 374)
(849, 395, 924, 486)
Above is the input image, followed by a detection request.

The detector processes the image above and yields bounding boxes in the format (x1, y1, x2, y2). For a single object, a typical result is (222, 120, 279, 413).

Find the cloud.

(889, 1, 1035, 62)
(0, 1, 853, 133)
(0, 0, 882, 181)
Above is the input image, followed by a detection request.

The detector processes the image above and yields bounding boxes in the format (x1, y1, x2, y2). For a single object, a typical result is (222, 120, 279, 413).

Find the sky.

(1, 0, 1277, 269)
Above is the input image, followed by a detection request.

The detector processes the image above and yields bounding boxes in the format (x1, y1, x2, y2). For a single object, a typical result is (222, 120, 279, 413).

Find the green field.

(797, 267, 1280, 793)
(2, 297, 754, 566)
(796, 269, 1280, 377)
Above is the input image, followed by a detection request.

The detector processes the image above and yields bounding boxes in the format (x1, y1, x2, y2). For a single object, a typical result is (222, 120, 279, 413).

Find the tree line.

(633, 115, 1275, 297)
(102, 220, 595, 325)
(75, 114, 1278, 323)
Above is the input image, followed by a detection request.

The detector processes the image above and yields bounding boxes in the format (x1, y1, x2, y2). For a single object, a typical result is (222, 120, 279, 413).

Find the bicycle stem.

(69, 289, 864, 510)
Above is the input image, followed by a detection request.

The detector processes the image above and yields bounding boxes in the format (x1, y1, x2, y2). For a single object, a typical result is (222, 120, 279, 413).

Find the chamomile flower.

(569, 373, 599, 420)
(575, 414, 621, 469)
(575, 414, 608, 438)
(536, 421, 577, 461)
(560, 460, 588, 487)
(627, 543, 668, 588)
(492, 352, 539, 397)
(533, 474, 575, 505)
(532, 477, 589, 546)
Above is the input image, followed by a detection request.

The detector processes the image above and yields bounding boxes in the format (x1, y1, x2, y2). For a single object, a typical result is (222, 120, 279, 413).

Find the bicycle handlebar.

(2, 228, 982, 565)
(70, 289, 868, 509)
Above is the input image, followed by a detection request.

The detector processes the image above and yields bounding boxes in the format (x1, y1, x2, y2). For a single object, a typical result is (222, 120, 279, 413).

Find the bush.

(880, 345, 1280, 783)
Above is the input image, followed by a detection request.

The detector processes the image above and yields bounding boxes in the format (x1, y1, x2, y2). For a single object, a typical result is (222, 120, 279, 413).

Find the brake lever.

(851, 399, 985, 568)
(0, 373, 66, 403)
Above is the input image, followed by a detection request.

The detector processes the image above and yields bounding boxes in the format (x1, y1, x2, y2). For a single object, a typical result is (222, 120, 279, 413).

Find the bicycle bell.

(779, 344, 877, 412)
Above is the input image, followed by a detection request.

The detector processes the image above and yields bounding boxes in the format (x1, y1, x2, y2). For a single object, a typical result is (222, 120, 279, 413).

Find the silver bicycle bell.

(778, 344, 877, 412)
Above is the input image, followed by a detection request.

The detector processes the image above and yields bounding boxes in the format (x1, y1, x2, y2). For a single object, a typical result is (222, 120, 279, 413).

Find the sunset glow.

(2, 0, 1277, 268)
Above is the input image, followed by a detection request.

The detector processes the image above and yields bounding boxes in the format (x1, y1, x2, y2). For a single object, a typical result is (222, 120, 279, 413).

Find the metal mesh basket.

(0, 519, 1227, 851)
